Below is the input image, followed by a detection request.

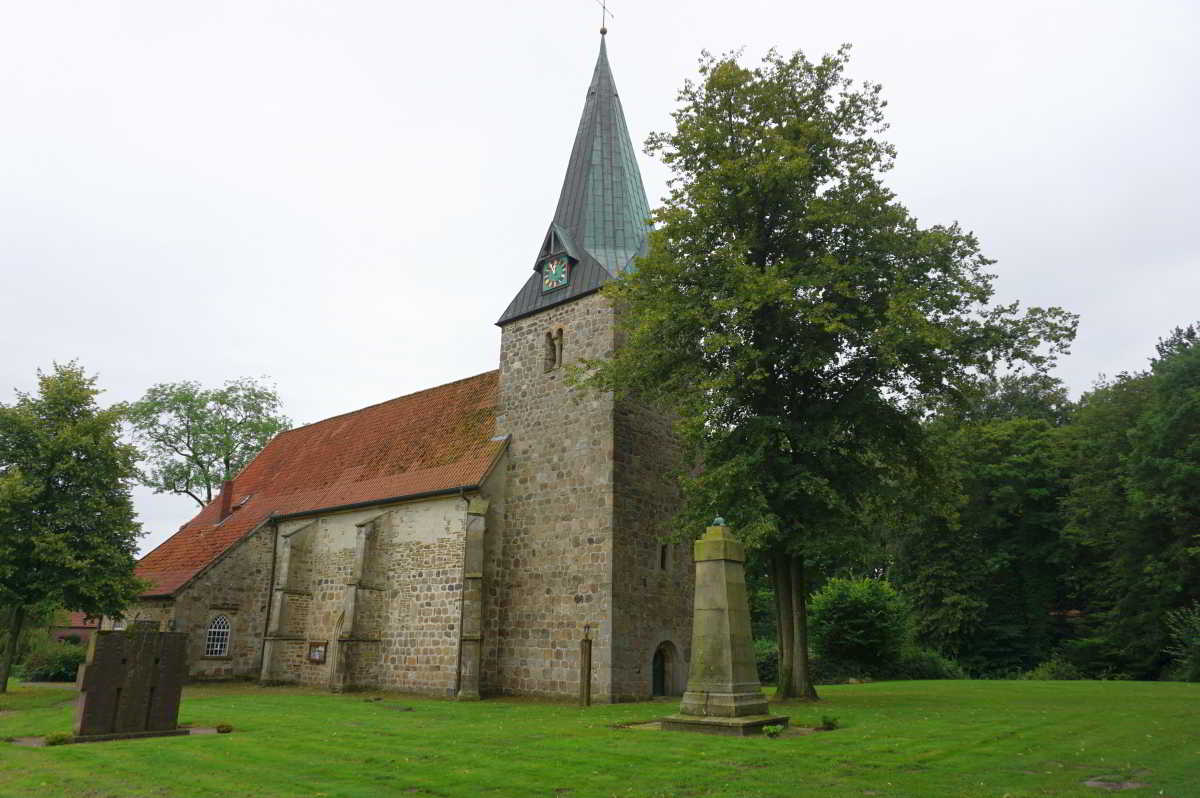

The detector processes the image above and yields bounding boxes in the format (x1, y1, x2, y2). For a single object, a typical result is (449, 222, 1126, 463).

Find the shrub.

(809, 578, 911, 677)
(20, 639, 87, 682)
(1163, 602, 1200, 682)
(896, 647, 966, 680)
(1025, 655, 1084, 680)
(754, 638, 778, 685)
(43, 733, 73, 746)
(808, 653, 872, 685)
(216, 723, 234, 734)
(0, 611, 59, 670)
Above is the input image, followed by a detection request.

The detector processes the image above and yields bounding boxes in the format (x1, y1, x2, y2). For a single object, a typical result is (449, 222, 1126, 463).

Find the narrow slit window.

(205, 615, 231, 657)
(659, 544, 668, 571)
(545, 331, 557, 371)
(544, 328, 565, 371)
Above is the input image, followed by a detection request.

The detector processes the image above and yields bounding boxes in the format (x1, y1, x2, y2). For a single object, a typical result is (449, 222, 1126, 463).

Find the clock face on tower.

(541, 255, 571, 292)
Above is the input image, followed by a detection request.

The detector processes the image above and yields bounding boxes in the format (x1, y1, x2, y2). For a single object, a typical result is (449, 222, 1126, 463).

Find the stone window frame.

(204, 614, 232, 658)
(544, 328, 564, 372)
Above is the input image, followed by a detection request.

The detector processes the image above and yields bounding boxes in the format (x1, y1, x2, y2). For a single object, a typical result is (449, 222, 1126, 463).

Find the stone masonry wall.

(155, 521, 275, 680)
(119, 599, 175, 632)
(376, 498, 468, 695)
(611, 398, 693, 700)
(266, 497, 471, 695)
(496, 291, 618, 699)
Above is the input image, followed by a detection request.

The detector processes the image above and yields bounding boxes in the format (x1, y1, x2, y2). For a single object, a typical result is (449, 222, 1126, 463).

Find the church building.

(121, 32, 694, 702)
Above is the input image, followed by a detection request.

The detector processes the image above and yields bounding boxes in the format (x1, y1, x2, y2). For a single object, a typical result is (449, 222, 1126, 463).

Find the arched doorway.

(651, 641, 680, 697)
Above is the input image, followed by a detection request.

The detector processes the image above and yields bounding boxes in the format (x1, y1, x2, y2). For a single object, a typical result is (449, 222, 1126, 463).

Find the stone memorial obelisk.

(663, 520, 789, 736)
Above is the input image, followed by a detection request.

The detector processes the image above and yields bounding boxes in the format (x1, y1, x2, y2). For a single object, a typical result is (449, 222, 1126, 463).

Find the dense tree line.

(890, 324, 1200, 679)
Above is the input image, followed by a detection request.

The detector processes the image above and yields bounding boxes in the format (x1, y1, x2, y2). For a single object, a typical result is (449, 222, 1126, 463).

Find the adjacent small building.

(114, 31, 694, 702)
(53, 612, 99, 645)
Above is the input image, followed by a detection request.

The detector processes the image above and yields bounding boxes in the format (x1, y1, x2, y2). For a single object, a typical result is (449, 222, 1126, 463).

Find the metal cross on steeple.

(594, 0, 614, 34)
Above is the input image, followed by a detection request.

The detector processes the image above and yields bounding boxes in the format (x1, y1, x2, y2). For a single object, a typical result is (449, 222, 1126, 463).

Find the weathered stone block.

(74, 631, 187, 739)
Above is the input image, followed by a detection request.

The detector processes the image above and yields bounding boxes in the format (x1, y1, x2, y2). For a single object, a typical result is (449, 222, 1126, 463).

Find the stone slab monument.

(663, 520, 789, 736)
(74, 630, 189, 742)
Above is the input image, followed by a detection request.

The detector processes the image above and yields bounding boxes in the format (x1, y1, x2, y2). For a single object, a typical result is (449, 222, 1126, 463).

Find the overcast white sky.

(2, 1, 1197, 555)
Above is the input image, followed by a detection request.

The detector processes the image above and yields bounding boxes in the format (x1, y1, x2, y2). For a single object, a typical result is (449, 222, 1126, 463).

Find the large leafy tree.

(126, 378, 291, 507)
(0, 363, 144, 691)
(584, 47, 1075, 698)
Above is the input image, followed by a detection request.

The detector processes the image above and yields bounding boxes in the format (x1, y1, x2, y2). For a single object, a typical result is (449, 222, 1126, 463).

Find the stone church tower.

(491, 32, 692, 702)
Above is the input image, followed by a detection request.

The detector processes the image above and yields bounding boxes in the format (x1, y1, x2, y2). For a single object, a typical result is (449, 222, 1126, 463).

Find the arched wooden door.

(651, 641, 680, 697)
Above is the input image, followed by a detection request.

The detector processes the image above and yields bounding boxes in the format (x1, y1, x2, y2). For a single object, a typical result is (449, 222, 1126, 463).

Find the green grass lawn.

(0, 679, 1196, 797)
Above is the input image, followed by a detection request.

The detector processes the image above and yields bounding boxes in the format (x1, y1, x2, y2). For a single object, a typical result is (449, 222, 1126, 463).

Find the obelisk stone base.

(679, 686, 769, 717)
(661, 713, 789, 736)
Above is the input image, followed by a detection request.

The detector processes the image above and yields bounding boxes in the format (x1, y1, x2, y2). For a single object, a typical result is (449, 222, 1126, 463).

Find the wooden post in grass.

(579, 625, 592, 707)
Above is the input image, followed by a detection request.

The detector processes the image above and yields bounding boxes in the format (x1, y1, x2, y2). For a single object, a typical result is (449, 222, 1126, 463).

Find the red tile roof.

(136, 371, 504, 597)
(60, 612, 99, 629)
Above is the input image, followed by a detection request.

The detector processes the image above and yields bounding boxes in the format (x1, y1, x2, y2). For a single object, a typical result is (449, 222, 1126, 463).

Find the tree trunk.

(0, 605, 27, 694)
(773, 552, 795, 699)
(790, 555, 819, 700)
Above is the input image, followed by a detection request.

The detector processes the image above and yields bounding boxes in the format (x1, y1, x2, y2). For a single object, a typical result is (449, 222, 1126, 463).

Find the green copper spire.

(551, 33, 652, 276)
(498, 32, 652, 326)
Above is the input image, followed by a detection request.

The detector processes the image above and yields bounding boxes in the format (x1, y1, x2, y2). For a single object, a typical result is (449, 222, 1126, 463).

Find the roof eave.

(496, 285, 605, 327)
(271, 484, 481, 522)
(139, 514, 276, 599)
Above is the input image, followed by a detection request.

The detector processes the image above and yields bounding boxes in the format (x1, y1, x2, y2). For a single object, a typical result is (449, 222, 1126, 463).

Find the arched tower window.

(205, 615, 231, 657)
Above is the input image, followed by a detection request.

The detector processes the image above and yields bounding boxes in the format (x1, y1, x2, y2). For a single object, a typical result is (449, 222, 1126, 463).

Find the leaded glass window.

(205, 615, 231, 657)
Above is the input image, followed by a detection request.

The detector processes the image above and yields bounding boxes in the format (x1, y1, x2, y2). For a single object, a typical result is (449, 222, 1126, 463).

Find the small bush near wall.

(895, 647, 966, 680)
(1024, 655, 1084, 680)
(809, 577, 911, 675)
(20, 639, 87, 682)
(809, 646, 965, 684)
(1164, 602, 1200, 682)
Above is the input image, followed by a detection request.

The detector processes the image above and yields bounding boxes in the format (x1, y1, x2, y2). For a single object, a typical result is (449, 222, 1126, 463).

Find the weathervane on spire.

(594, 0, 614, 34)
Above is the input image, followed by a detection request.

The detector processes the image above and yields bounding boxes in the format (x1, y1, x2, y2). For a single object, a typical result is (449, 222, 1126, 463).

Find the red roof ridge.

(277, 370, 500, 437)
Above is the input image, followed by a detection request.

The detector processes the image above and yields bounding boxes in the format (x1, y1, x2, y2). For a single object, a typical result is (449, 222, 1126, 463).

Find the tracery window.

(205, 614, 231, 657)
